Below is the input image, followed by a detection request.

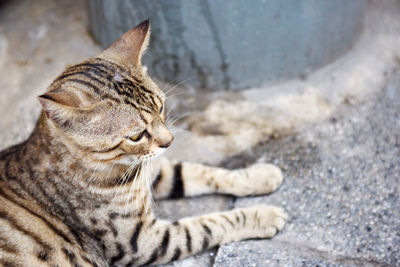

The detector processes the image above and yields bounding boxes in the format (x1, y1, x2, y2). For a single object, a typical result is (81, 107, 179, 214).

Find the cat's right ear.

(98, 20, 151, 67)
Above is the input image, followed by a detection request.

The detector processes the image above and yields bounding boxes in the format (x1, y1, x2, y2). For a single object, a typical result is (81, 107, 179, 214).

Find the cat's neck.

(33, 113, 122, 183)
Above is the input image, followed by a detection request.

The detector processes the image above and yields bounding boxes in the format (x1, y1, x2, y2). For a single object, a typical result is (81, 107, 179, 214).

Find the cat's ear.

(98, 20, 151, 66)
(37, 91, 90, 123)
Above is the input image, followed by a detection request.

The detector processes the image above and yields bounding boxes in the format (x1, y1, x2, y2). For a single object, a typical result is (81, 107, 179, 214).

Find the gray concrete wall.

(89, 0, 367, 90)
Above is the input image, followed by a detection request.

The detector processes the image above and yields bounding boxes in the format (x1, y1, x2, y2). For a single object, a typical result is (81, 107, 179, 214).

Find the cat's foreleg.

(150, 158, 284, 199)
(135, 205, 286, 266)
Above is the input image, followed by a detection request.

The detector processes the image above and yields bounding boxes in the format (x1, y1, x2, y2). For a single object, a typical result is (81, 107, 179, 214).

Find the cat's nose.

(156, 126, 174, 148)
(159, 135, 174, 148)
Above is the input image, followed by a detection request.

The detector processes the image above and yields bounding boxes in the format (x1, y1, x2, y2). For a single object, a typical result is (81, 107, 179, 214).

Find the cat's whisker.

(146, 160, 158, 211)
(116, 165, 130, 187)
(170, 130, 189, 137)
(111, 167, 129, 202)
(164, 90, 189, 101)
(112, 160, 139, 203)
(124, 167, 135, 213)
(161, 76, 182, 92)
(138, 159, 152, 213)
(169, 127, 189, 135)
(163, 80, 185, 96)
(105, 163, 115, 181)
(85, 160, 101, 188)
(117, 166, 131, 188)
(145, 160, 154, 211)
(165, 102, 178, 119)
(135, 163, 146, 211)
(164, 76, 195, 97)
(128, 161, 143, 211)
(167, 111, 194, 122)
(140, 163, 147, 213)
(166, 111, 194, 127)
(121, 164, 137, 212)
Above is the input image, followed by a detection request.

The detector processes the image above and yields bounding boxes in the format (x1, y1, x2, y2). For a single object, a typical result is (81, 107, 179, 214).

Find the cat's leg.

(151, 158, 284, 199)
(135, 205, 287, 266)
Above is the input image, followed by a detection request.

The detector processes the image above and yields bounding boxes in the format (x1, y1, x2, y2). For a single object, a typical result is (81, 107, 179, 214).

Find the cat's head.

(37, 20, 173, 165)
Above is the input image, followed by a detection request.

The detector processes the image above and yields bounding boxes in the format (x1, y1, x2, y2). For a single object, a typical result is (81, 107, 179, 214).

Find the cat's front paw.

(233, 163, 284, 197)
(253, 205, 287, 238)
(234, 205, 287, 241)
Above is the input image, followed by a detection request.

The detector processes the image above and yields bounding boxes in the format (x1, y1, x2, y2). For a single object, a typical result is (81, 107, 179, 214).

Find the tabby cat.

(0, 21, 286, 266)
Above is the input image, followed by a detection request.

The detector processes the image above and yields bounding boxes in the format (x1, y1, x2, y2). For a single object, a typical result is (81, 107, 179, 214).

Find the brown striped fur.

(0, 20, 286, 266)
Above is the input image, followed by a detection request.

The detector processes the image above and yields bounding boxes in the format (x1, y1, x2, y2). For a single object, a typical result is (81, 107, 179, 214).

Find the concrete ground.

(212, 74, 400, 267)
(0, 0, 399, 266)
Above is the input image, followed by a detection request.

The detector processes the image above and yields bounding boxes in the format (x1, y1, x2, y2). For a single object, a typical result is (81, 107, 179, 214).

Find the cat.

(0, 20, 286, 266)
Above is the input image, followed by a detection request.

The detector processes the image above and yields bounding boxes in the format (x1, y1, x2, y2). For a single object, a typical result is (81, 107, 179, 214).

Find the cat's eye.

(129, 131, 145, 142)
(159, 105, 164, 114)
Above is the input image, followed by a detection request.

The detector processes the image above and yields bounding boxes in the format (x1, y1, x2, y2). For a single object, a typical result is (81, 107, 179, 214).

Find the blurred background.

(0, 0, 399, 266)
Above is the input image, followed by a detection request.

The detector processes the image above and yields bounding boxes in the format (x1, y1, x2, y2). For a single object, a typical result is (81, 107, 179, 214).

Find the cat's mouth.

(139, 148, 167, 162)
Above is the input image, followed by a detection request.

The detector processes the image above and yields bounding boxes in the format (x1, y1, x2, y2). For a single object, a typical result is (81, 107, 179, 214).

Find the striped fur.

(0, 21, 286, 266)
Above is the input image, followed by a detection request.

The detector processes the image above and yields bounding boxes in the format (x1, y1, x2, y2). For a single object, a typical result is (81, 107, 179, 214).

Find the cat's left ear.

(37, 91, 92, 123)
(98, 20, 151, 66)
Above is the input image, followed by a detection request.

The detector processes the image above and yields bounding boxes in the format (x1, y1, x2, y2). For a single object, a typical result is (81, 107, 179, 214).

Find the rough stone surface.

(214, 75, 400, 266)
